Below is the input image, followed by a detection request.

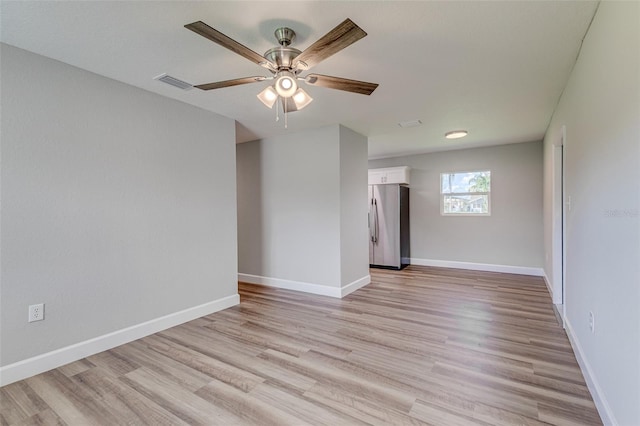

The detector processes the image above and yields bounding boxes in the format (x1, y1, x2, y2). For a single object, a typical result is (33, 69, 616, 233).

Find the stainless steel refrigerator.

(368, 184, 410, 269)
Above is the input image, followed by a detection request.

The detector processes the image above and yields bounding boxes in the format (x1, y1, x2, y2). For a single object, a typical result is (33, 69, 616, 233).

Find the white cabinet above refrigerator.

(368, 166, 410, 185)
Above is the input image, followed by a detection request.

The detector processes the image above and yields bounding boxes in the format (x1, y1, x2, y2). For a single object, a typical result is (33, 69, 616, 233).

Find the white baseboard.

(341, 275, 371, 298)
(564, 318, 616, 425)
(543, 272, 554, 297)
(543, 270, 565, 305)
(238, 273, 370, 299)
(410, 258, 544, 277)
(0, 294, 240, 387)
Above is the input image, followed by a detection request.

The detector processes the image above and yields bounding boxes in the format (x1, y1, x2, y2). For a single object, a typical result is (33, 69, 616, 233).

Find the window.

(441, 170, 491, 215)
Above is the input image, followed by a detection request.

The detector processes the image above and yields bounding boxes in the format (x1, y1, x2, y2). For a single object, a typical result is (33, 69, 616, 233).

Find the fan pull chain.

(273, 97, 289, 129)
(284, 98, 288, 129)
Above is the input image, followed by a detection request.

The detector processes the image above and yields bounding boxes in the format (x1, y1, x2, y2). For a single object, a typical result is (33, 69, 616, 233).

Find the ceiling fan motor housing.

(264, 28, 301, 71)
(274, 27, 295, 46)
(264, 46, 301, 70)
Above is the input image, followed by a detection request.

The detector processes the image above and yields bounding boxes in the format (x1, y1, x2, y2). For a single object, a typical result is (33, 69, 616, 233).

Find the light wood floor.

(1, 266, 602, 425)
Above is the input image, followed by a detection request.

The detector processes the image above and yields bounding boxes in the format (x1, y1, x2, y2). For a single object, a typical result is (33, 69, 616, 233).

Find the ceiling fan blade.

(195, 76, 265, 91)
(294, 18, 366, 70)
(185, 21, 275, 69)
(305, 74, 378, 95)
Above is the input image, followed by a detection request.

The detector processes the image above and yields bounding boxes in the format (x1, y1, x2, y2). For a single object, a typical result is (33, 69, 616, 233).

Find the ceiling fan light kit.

(257, 86, 278, 109)
(184, 18, 378, 128)
(274, 70, 298, 97)
(292, 88, 313, 109)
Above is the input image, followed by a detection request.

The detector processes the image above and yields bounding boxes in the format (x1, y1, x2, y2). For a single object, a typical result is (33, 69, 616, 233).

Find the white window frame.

(440, 170, 491, 216)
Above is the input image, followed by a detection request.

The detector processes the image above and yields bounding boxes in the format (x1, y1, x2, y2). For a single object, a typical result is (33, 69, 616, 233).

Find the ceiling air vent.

(398, 119, 422, 128)
(154, 73, 193, 90)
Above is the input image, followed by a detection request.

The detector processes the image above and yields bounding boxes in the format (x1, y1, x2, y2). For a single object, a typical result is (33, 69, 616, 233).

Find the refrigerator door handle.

(373, 198, 379, 243)
(369, 198, 375, 242)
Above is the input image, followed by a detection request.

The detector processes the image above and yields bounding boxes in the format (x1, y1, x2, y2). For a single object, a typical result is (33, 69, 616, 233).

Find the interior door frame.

(551, 125, 566, 325)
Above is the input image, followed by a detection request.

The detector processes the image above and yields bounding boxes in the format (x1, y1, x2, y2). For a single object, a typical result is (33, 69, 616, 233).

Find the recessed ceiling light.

(445, 130, 468, 139)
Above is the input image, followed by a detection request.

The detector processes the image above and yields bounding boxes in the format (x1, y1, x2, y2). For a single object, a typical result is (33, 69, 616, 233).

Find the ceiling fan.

(184, 18, 378, 123)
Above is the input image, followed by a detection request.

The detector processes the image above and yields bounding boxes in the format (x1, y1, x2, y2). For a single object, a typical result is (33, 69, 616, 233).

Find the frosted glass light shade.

(257, 86, 278, 108)
(275, 71, 298, 98)
(292, 88, 313, 110)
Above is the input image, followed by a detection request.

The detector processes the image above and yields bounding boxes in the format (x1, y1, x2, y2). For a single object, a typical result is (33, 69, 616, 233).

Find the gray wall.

(542, 2, 639, 424)
(237, 125, 369, 291)
(237, 126, 341, 287)
(369, 141, 543, 269)
(339, 126, 369, 285)
(1, 44, 238, 365)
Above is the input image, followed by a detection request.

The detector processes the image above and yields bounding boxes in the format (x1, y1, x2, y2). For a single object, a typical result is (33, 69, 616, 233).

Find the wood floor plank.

(537, 400, 603, 426)
(473, 402, 552, 426)
(10, 408, 66, 426)
(410, 399, 492, 426)
(195, 379, 311, 426)
(0, 381, 49, 425)
(141, 333, 265, 393)
(55, 359, 93, 379)
(151, 326, 318, 393)
(304, 382, 427, 426)
(72, 367, 189, 425)
(1, 266, 602, 425)
(233, 319, 353, 358)
(202, 319, 310, 357)
(249, 382, 368, 426)
(121, 367, 242, 425)
(84, 349, 139, 377)
(259, 348, 416, 413)
(24, 370, 122, 425)
(109, 340, 213, 393)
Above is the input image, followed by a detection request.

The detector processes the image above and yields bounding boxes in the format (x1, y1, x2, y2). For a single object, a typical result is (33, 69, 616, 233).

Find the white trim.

(238, 273, 371, 299)
(542, 272, 565, 327)
(551, 140, 564, 305)
(564, 318, 617, 426)
(340, 275, 371, 298)
(543, 271, 554, 297)
(410, 258, 544, 277)
(0, 294, 240, 387)
(239, 273, 342, 297)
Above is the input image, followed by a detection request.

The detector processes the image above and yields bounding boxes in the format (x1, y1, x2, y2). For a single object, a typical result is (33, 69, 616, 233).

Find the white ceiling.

(1, 1, 598, 159)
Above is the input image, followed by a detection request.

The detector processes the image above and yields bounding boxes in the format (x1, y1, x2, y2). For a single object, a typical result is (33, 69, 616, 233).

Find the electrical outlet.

(28, 303, 44, 322)
(588, 311, 595, 333)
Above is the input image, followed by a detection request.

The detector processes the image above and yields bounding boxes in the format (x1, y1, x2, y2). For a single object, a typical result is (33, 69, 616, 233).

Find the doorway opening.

(551, 125, 566, 326)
